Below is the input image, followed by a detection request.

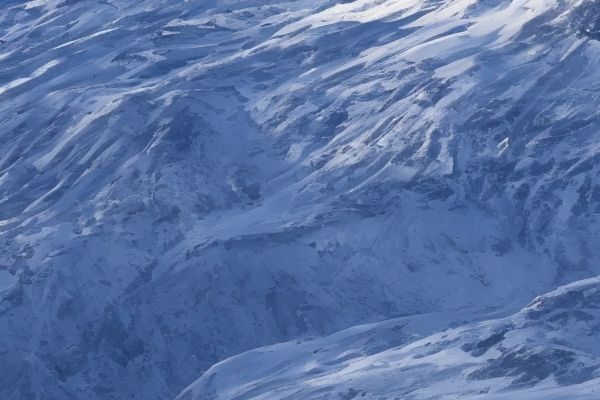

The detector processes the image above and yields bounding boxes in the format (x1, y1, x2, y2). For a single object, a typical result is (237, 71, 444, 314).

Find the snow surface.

(177, 278, 600, 400)
(1, 0, 600, 399)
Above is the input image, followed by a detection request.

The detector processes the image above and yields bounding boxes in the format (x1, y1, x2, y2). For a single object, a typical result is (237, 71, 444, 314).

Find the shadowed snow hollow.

(1, 0, 600, 399)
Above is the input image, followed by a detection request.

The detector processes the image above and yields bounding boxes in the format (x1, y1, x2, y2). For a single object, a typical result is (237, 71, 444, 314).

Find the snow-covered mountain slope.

(177, 277, 600, 400)
(1, 0, 600, 399)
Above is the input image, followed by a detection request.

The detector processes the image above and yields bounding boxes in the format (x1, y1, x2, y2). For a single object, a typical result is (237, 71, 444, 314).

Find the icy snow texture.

(1, 0, 600, 399)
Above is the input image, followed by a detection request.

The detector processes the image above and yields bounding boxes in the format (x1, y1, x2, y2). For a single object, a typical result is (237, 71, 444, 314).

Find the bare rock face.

(574, 0, 600, 40)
